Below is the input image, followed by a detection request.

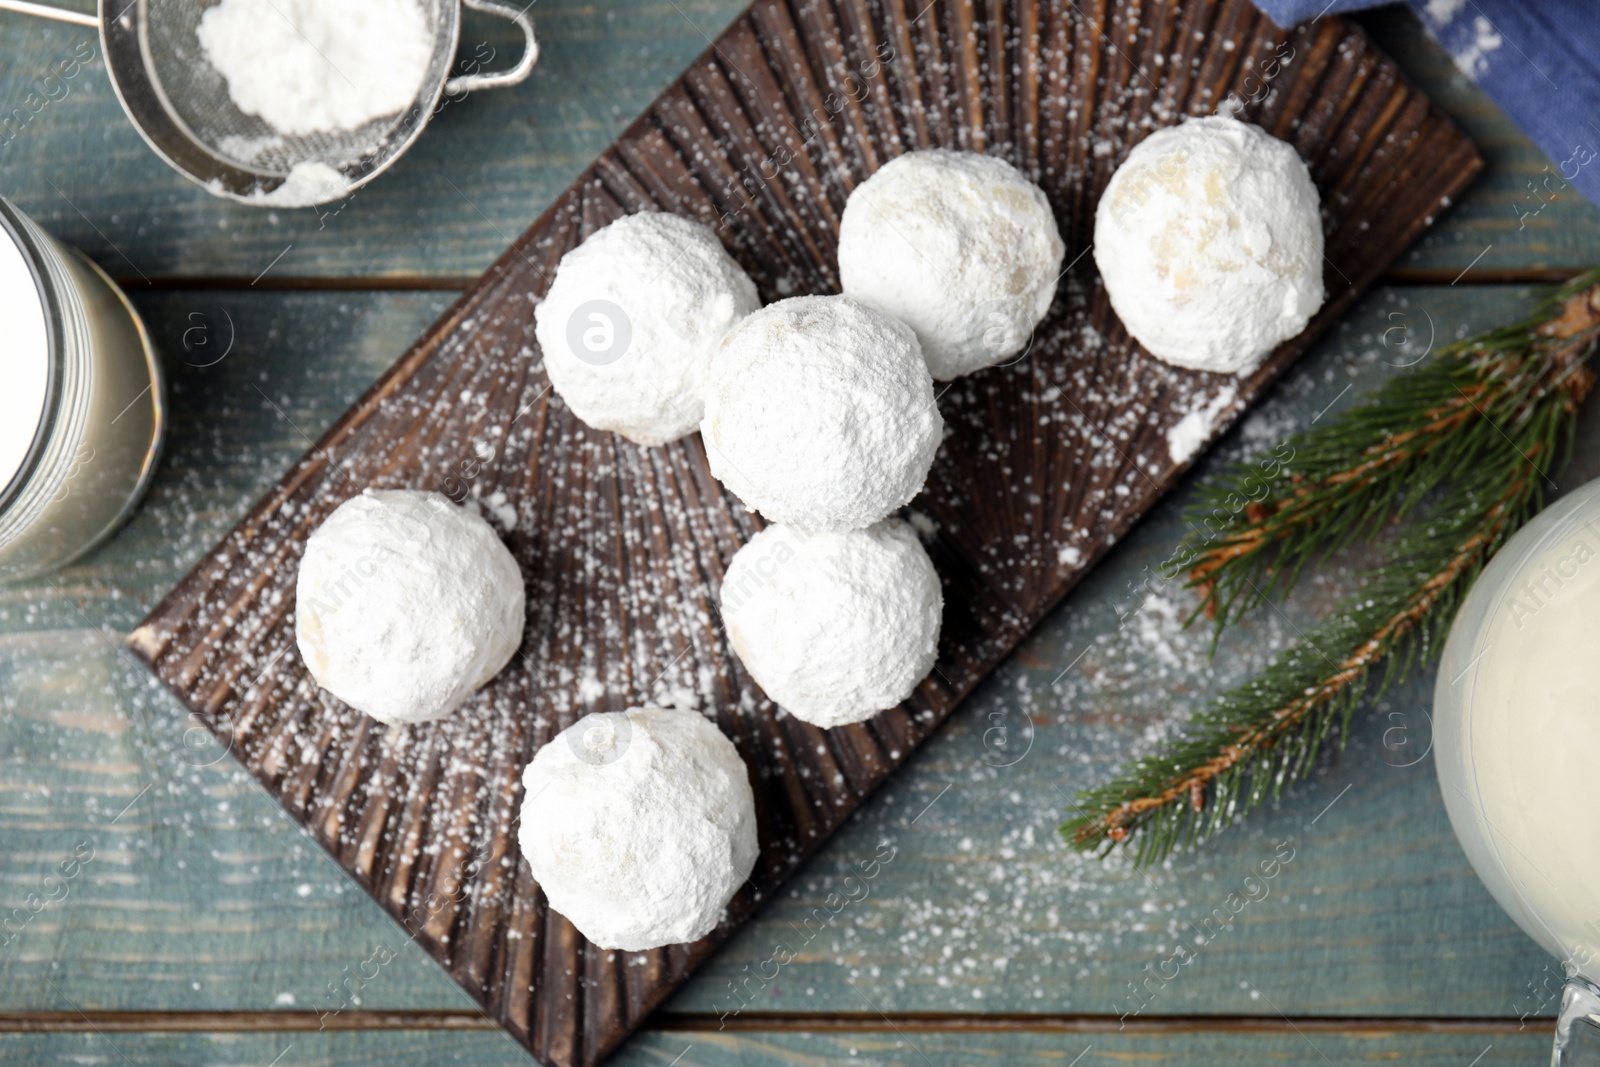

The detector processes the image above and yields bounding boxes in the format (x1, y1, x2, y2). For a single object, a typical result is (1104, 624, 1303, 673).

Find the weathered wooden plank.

(0, 5, 1593, 282)
(117, 9, 1482, 1059)
(0, 0, 752, 282)
(668, 285, 1589, 1025)
(0, 1024, 1557, 1065)
(0, 290, 453, 634)
(548, 1024, 1554, 1066)
(0, 292, 467, 1014)
(1355, 9, 1600, 281)
(0, 628, 475, 1015)
(0, 286, 1579, 1030)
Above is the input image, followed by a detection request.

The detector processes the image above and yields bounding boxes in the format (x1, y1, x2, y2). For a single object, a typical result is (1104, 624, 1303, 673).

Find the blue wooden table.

(2, 2, 1598, 1063)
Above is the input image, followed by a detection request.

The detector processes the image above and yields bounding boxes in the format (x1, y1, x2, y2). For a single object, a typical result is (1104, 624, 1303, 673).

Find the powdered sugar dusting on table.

(119, 0, 1474, 1050)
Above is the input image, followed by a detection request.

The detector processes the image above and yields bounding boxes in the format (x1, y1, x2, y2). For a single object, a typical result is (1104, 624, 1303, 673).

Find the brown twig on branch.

(1064, 271, 1600, 864)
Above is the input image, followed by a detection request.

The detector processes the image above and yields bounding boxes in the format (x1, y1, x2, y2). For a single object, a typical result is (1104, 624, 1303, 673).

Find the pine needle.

(1063, 271, 1600, 864)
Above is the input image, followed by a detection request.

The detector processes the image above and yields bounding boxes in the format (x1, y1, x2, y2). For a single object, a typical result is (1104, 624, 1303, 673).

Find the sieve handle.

(0, 0, 97, 27)
(444, 0, 539, 94)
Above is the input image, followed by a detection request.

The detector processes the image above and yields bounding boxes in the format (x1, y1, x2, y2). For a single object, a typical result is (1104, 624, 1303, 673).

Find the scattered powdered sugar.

(708, 565, 1303, 1012)
(519, 707, 758, 950)
(295, 489, 525, 725)
(244, 162, 352, 208)
(1450, 17, 1503, 79)
(719, 520, 942, 728)
(1166, 384, 1238, 464)
(1094, 116, 1324, 375)
(0, 15, 1462, 1026)
(838, 149, 1065, 381)
(197, 0, 433, 135)
(481, 489, 518, 532)
(702, 295, 943, 531)
(534, 213, 759, 446)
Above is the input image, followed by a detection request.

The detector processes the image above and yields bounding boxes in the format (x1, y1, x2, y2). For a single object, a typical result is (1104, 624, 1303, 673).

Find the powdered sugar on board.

(1167, 384, 1240, 465)
(125, 0, 1479, 1059)
(130, 219, 1304, 1059)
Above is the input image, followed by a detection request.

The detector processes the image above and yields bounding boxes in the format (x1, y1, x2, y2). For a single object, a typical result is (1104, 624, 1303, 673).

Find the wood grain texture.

(0, 4, 1582, 284)
(2, 289, 1573, 1033)
(0, 0, 1592, 1062)
(0, 1023, 1556, 1065)
(118, 2, 1481, 1064)
(0, 1009, 1547, 1032)
(0, 0, 751, 283)
(1354, 8, 1600, 282)
(0, 291, 456, 636)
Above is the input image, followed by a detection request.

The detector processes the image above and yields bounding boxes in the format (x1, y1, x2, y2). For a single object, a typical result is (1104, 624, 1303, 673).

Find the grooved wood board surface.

(124, 1, 1481, 1064)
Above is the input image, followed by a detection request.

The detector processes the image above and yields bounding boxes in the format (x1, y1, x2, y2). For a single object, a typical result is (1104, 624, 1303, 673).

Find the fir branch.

(1173, 269, 1600, 627)
(1063, 272, 1600, 865)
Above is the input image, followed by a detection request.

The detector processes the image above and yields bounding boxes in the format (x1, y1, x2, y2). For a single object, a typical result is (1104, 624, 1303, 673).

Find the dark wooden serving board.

(126, 0, 1480, 1063)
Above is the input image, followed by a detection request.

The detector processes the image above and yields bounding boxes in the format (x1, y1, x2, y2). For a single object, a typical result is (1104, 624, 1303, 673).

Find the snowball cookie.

(295, 489, 525, 725)
(1094, 115, 1325, 375)
(533, 212, 760, 446)
(838, 149, 1065, 380)
(719, 519, 942, 728)
(701, 295, 943, 532)
(518, 707, 759, 950)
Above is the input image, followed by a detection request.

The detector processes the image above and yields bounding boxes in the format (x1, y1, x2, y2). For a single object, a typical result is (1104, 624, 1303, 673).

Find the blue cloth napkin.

(1253, 0, 1600, 211)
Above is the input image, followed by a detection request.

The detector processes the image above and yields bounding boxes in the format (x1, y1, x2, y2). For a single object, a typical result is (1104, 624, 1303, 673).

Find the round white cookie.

(519, 707, 759, 951)
(1094, 115, 1325, 375)
(838, 149, 1065, 380)
(701, 295, 943, 532)
(295, 489, 525, 725)
(534, 212, 760, 446)
(719, 519, 942, 728)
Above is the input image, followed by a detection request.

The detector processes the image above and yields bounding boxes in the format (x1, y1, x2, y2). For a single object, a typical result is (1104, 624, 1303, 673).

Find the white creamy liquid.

(0, 199, 164, 582)
(1436, 478, 1600, 980)
(0, 222, 48, 493)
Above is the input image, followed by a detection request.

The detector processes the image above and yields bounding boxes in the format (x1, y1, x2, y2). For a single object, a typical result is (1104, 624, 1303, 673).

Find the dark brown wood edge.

(0, 1010, 1545, 1035)
(123, 2, 1485, 1064)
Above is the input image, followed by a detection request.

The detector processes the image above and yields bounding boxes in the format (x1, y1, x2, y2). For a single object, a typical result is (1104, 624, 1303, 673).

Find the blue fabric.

(1251, 0, 1600, 210)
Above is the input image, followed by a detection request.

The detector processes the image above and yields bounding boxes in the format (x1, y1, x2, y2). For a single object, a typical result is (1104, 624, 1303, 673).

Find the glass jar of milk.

(1435, 475, 1600, 1064)
(0, 197, 164, 582)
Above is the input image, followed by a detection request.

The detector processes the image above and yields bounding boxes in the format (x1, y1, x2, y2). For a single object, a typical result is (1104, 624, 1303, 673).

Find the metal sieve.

(0, 0, 537, 205)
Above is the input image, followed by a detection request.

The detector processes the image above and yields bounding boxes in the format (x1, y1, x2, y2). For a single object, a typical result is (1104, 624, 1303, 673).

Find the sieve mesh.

(138, 0, 455, 175)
